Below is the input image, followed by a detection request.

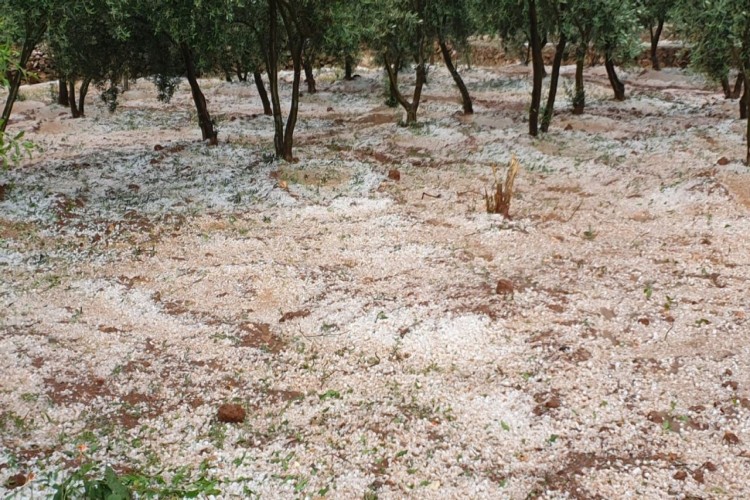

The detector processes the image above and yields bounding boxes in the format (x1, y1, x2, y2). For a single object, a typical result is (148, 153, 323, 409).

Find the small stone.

(692, 469, 705, 483)
(723, 431, 740, 444)
(4, 473, 27, 489)
(327, 107, 334, 112)
(638, 318, 650, 326)
(647, 411, 666, 424)
(717, 157, 730, 165)
(545, 396, 561, 409)
(702, 461, 717, 472)
(496, 279, 514, 295)
(154, 144, 164, 151)
(388, 169, 401, 181)
(722, 380, 739, 391)
(673, 470, 687, 481)
(217, 403, 246, 423)
(599, 307, 616, 320)
(564, 123, 573, 131)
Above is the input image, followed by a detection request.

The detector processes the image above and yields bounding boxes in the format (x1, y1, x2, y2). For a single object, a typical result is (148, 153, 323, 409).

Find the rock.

(496, 279, 514, 295)
(545, 396, 561, 409)
(723, 431, 740, 444)
(4, 473, 28, 489)
(692, 469, 705, 483)
(599, 307, 616, 320)
(217, 403, 246, 423)
(673, 470, 687, 481)
(717, 157, 730, 166)
(722, 380, 739, 391)
(388, 169, 401, 181)
(564, 123, 573, 131)
(638, 318, 650, 326)
(702, 461, 717, 472)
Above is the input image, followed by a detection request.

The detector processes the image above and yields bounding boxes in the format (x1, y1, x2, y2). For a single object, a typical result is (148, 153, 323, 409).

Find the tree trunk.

(733, 73, 744, 99)
(649, 18, 664, 71)
(741, 80, 748, 120)
(384, 52, 425, 125)
(722, 75, 732, 99)
(58, 78, 70, 106)
(303, 60, 316, 94)
(267, 0, 285, 158)
(409, 61, 426, 125)
(180, 43, 217, 145)
(253, 71, 273, 115)
(1, 36, 38, 133)
(438, 38, 473, 114)
(527, 0, 544, 136)
(122, 74, 130, 92)
(604, 56, 625, 101)
(235, 65, 248, 82)
(282, 42, 303, 161)
(573, 50, 585, 115)
(68, 79, 81, 118)
(541, 33, 567, 133)
(344, 55, 355, 80)
(78, 77, 91, 116)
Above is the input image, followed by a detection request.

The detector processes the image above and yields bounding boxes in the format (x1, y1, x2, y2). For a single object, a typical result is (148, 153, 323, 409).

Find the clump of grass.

(484, 156, 520, 218)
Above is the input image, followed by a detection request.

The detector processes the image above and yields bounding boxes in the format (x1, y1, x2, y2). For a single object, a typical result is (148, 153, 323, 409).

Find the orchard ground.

(1, 62, 750, 498)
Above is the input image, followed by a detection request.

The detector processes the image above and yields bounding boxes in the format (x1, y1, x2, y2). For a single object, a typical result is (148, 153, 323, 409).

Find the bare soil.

(1, 64, 750, 498)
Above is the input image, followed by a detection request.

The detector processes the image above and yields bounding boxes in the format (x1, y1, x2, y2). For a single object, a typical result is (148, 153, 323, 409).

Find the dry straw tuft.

(484, 155, 520, 218)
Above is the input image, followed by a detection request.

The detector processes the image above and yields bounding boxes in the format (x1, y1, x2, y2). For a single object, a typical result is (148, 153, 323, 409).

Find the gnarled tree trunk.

(527, 0, 544, 136)
(344, 55, 355, 80)
(266, 0, 285, 158)
(253, 71, 272, 115)
(541, 33, 567, 133)
(180, 43, 217, 145)
(604, 56, 625, 101)
(573, 48, 585, 115)
(303, 60, 316, 94)
(438, 37, 473, 115)
(733, 73, 744, 99)
(281, 42, 303, 161)
(58, 78, 70, 106)
(68, 79, 81, 118)
(649, 18, 664, 71)
(1, 33, 40, 133)
(384, 52, 426, 126)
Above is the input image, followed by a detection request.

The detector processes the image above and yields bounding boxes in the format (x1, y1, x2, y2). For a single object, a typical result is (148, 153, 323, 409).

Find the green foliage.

(0, 126, 35, 169)
(52, 464, 131, 500)
(673, 0, 750, 81)
(563, 0, 641, 62)
(48, 461, 222, 499)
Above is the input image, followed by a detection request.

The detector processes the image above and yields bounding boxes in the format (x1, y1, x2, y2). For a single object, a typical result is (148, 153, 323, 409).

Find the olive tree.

(675, 0, 750, 164)
(635, 0, 673, 70)
(426, 0, 478, 114)
(47, 0, 132, 117)
(562, 0, 640, 114)
(0, 0, 50, 134)
(368, 0, 429, 125)
(1, 31, 33, 168)
(109, 0, 242, 144)
(474, 0, 549, 134)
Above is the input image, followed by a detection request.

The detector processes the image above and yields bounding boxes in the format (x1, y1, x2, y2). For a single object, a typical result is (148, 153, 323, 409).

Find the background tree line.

(1, 0, 749, 164)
